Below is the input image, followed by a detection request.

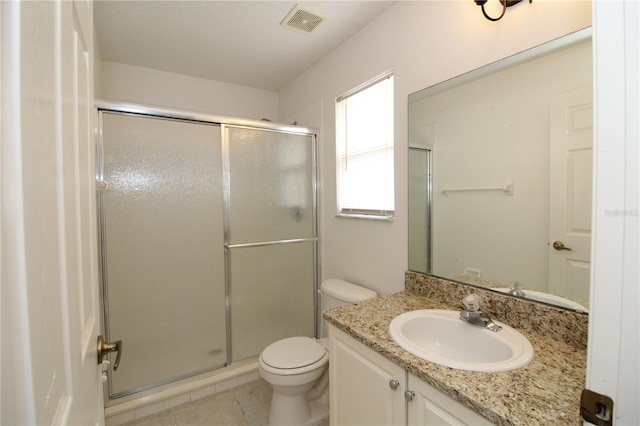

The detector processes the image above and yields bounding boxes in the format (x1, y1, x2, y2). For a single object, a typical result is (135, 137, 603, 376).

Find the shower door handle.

(97, 335, 122, 371)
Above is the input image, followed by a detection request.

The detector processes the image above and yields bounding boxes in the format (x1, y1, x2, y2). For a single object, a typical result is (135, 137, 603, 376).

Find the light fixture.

(474, 0, 532, 21)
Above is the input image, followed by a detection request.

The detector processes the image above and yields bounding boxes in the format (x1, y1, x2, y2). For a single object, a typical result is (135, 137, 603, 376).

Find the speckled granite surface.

(323, 272, 588, 426)
(452, 275, 590, 315)
(405, 272, 588, 350)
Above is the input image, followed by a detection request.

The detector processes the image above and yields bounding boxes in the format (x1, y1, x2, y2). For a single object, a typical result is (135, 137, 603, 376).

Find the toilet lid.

(261, 337, 326, 369)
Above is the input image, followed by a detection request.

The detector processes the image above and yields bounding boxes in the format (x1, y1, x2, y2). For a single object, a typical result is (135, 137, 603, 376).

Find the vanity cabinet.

(329, 325, 494, 426)
(406, 372, 494, 425)
(329, 325, 405, 425)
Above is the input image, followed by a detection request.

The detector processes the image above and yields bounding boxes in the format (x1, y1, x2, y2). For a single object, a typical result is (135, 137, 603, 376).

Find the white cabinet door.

(406, 373, 494, 426)
(329, 326, 405, 426)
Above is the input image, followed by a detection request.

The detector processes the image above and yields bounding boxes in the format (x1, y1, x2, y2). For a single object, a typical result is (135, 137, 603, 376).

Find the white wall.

(100, 61, 280, 121)
(278, 1, 591, 296)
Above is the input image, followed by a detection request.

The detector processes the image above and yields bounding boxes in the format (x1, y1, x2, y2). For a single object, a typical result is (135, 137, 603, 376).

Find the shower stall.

(96, 102, 318, 400)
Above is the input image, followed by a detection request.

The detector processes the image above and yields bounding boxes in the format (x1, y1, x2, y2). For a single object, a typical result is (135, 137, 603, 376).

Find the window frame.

(335, 71, 395, 221)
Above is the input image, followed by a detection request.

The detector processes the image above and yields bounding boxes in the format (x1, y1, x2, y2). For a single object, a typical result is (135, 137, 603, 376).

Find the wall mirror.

(408, 28, 592, 313)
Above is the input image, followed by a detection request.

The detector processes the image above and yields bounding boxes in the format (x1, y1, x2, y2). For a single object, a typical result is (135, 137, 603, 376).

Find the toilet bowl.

(259, 279, 377, 426)
(259, 337, 329, 425)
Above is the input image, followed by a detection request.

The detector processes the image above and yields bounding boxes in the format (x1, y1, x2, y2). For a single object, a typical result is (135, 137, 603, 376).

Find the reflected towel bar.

(441, 180, 514, 196)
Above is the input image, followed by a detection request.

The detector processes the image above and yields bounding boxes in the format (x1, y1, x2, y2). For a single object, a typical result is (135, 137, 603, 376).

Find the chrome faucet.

(508, 282, 526, 298)
(459, 294, 502, 332)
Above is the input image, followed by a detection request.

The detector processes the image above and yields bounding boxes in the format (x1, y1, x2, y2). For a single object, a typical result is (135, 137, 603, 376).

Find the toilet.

(259, 279, 377, 426)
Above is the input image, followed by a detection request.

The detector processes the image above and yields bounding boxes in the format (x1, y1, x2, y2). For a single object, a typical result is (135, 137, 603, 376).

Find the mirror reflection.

(408, 29, 592, 312)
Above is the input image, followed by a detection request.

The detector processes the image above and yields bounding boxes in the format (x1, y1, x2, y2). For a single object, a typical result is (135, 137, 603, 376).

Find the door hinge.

(580, 388, 614, 426)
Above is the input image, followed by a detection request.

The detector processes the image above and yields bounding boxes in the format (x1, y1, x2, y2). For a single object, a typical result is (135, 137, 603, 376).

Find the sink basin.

(491, 287, 588, 313)
(389, 309, 534, 372)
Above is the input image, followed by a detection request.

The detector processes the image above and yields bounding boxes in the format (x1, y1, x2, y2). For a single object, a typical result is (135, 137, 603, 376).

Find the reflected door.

(548, 87, 593, 303)
(100, 113, 227, 397)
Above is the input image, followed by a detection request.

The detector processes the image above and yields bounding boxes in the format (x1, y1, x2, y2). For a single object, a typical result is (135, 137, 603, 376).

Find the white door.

(548, 87, 592, 303)
(1, 0, 103, 424)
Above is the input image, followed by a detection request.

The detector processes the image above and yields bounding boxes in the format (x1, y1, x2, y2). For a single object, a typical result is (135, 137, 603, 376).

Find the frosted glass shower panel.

(101, 113, 227, 396)
(228, 127, 315, 243)
(408, 148, 431, 273)
(230, 242, 315, 361)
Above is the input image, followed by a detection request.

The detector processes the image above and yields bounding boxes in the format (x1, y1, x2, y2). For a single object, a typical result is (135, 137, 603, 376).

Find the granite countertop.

(324, 289, 587, 426)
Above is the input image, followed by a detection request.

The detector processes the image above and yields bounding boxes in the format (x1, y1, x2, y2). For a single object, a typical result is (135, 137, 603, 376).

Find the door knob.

(553, 241, 572, 251)
(405, 390, 416, 401)
(389, 379, 400, 390)
(97, 335, 122, 370)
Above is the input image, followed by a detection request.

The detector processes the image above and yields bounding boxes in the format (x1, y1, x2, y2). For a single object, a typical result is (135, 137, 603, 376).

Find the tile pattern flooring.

(120, 378, 329, 426)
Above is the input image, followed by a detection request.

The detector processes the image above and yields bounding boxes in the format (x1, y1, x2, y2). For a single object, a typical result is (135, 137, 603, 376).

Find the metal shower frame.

(94, 99, 320, 400)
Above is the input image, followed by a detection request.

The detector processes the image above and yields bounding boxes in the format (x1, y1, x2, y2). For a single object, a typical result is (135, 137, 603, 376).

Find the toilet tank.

(320, 279, 377, 311)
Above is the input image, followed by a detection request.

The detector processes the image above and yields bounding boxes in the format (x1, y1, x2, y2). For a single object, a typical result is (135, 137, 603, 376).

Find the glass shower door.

(99, 112, 227, 397)
(226, 127, 317, 361)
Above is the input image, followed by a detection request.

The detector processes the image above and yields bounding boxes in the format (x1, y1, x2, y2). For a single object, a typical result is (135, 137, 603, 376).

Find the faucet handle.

(462, 293, 481, 311)
(509, 282, 526, 297)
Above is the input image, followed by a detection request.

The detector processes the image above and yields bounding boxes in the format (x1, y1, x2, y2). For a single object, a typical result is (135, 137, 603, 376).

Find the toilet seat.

(260, 337, 328, 375)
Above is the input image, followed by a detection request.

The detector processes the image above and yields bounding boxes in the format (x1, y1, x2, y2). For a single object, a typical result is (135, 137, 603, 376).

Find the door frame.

(587, 1, 639, 424)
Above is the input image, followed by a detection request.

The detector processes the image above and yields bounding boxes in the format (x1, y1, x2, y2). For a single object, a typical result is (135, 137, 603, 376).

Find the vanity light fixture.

(474, 0, 532, 22)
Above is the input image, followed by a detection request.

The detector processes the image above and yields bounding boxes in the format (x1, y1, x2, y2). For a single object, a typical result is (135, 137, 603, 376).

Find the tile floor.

(120, 378, 329, 426)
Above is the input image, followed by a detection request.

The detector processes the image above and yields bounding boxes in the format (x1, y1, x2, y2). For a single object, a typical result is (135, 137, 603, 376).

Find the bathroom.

(2, 1, 637, 425)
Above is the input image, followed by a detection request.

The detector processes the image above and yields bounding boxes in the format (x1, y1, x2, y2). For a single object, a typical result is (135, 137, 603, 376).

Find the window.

(336, 73, 394, 219)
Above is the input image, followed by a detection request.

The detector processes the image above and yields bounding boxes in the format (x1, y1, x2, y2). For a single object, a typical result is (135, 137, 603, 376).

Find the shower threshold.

(104, 357, 259, 419)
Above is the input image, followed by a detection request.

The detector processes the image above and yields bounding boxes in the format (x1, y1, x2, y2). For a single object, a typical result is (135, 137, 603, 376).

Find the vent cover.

(281, 5, 326, 33)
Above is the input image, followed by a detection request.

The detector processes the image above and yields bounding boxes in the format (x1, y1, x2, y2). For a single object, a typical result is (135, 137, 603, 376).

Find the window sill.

(335, 213, 395, 222)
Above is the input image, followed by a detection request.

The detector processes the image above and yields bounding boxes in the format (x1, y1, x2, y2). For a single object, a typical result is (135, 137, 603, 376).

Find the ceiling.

(94, 1, 396, 92)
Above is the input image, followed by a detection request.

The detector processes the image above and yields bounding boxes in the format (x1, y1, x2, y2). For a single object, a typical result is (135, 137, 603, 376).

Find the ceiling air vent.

(281, 5, 326, 34)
